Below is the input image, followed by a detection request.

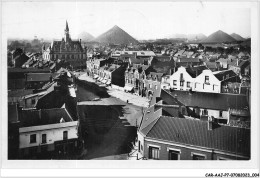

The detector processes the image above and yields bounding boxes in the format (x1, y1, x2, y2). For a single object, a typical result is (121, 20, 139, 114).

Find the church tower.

(64, 20, 70, 43)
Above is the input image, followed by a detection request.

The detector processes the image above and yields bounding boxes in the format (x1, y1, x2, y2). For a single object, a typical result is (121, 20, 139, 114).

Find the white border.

(1, 0, 259, 177)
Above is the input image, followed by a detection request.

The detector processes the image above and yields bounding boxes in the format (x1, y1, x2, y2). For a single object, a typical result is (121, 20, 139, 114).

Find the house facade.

(193, 69, 221, 93)
(169, 66, 194, 91)
(18, 107, 80, 159)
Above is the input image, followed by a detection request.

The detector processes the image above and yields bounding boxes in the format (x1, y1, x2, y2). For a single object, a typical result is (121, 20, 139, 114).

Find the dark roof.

(179, 57, 200, 63)
(213, 70, 237, 81)
(26, 73, 54, 82)
(169, 90, 249, 111)
(186, 65, 208, 77)
(8, 89, 34, 97)
(238, 60, 250, 68)
(19, 107, 73, 127)
(8, 104, 20, 123)
(204, 61, 219, 69)
(151, 61, 175, 74)
(146, 116, 250, 156)
(154, 56, 172, 61)
(51, 40, 83, 52)
(8, 67, 50, 73)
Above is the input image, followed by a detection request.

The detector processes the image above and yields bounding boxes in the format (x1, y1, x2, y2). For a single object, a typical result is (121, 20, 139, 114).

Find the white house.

(18, 107, 79, 158)
(169, 66, 194, 91)
(193, 69, 221, 93)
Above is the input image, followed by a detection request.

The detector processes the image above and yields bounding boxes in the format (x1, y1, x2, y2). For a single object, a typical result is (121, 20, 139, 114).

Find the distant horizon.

(7, 28, 251, 42)
(2, 2, 251, 41)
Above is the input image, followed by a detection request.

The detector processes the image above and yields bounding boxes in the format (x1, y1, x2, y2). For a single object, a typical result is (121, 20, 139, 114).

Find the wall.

(143, 139, 249, 160)
(19, 121, 78, 149)
(189, 107, 229, 120)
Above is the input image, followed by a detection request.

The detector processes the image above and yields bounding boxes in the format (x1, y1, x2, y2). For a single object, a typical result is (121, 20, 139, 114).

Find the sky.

(2, 1, 251, 40)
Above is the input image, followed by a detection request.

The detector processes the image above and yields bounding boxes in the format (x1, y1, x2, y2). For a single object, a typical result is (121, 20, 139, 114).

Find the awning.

(99, 77, 103, 81)
(93, 75, 98, 79)
(124, 86, 134, 91)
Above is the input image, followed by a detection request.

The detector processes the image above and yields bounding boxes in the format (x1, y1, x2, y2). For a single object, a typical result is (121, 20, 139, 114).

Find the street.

(75, 73, 144, 159)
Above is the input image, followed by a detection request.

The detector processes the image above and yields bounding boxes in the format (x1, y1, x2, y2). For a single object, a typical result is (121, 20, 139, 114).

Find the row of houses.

(86, 50, 250, 105)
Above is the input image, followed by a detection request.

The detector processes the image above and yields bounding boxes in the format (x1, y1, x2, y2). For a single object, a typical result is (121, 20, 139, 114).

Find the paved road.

(77, 73, 149, 108)
(75, 74, 144, 160)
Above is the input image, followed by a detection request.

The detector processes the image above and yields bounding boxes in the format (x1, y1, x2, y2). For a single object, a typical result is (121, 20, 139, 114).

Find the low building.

(18, 107, 79, 159)
(167, 90, 250, 125)
(25, 73, 58, 89)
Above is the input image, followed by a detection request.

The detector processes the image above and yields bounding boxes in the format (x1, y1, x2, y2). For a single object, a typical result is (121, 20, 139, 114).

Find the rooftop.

(168, 90, 249, 111)
(145, 116, 250, 156)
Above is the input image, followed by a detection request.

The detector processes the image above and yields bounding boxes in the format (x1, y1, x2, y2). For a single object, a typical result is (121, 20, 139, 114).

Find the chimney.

(208, 116, 214, 130)
(39, 109, 42, 120)
(133, 52, 137, 58)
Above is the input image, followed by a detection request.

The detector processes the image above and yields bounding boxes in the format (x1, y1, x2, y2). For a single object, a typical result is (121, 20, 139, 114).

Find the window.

(180, 81, 184, 87)
(187, 82, 191, 88)
(63, 131, 68, 140)
(149, 146, 159, 160)
(203, 109, 208, 115)
(192, 153, 206, 160)
(219, 111, 223, 117)
(155, 85, 158, 90)
(31, 99, 36, 105)
(173, 80, 177, 86)
(205, 76, 209, 84)
(42, 134, 47, 144)
(149, 84, 152, 88)
(217, 156, 231, 160)
(180, 73, 184, 81)
(169, 150, 180, 160)
(30, 134, 36, 143)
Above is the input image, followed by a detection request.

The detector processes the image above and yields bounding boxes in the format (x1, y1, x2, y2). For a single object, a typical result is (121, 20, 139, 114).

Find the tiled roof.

(213, 70, 237, 81)
(146, 116, 250, 156)
(168, 90, 249, 111)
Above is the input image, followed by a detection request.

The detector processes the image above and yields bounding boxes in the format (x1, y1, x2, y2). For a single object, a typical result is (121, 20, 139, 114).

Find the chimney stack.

(208, 116, 214, 130)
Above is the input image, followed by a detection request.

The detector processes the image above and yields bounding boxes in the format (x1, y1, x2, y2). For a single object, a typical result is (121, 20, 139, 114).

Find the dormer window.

(205, 76, 209, 84)
(180, 73, 184, 81)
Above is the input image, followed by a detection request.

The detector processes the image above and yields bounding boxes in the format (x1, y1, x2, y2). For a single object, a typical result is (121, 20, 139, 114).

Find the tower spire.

(64, 20, 70, 42)
(65, 20, 69, 32)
